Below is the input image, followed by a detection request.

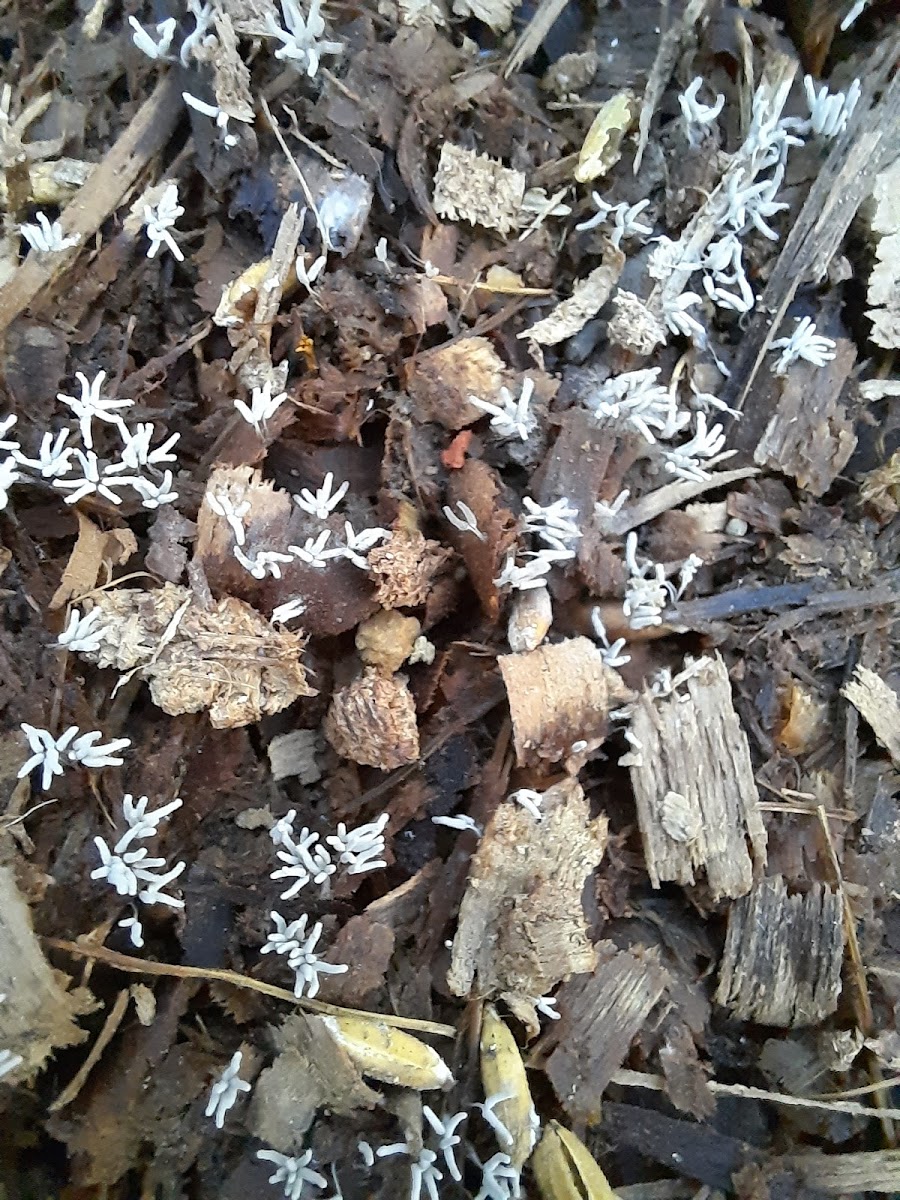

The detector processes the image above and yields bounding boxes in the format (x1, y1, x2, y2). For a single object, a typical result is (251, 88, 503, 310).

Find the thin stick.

(44, 938, 457, 1038)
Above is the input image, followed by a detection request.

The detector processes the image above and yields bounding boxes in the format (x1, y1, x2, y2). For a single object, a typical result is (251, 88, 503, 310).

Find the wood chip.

(518, 248, 625, 346)
(450, 0, 516, 33)
(790, 1149, 900, 1194)
(432, 143, 526, 235)
(752, 336, 857, 497)
(406, 336, 506, 429)
(539, 944, 670, 1123)
(446, 458, 519, 621)
(842, 666, 900, 767)
(447, 776, 608, 1035)
(499, 636, 632, 768)
(49, 511, 137, 610)
(715, 875, 844, 1026)
(865, 156, 900, 349)
(267, 729, 322, 783)
(627, 653, 767, 900)
(367, 525, 452, 609)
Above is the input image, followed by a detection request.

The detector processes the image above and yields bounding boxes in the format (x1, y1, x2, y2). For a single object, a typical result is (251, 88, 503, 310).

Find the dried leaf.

(433, 144, 526, 235)
(533, 1121, 618, 1200)
(83, 582, 314, 728)
(50, 511, 137, 610)
(320, 1013, 453, 1090)
(480, 1005, 538, 1169)
(324, 667, 420, 769)
(574, 92, 637, 183)
(448, 777, 608, 1035)
(519, 249, 625, 345)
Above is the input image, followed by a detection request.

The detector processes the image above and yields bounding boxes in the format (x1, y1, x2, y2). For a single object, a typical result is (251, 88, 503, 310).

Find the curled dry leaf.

(367, 525, 452, 610)
(480, 1004, 538, 1170)
(82, 582, 314, 728)
(432, 143, 526, 235)
(0, 864, 95, 1082)
(519, 248, 625, 347)
(319, 1013, 453, 1090)
(406, 336, 506, 429)
(324, 667, 420, 769)
(446, 458, 519, 621)
(447, 777, 608, 1035)
(498, 636, 631, 767)
(533, 1121, 618, 1200)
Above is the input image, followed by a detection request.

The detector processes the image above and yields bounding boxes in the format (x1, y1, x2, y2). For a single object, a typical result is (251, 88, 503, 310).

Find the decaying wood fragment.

(865, 155, 900, 349)
(0, 864, 95, 1081)
(450, 0, 515, 33)
(627, 653, 767, 900)
(81, 582, 314, 727)
(267, 729, 322, 784)
(432, 143, 525, 235)
(356, 610, 421, 673)
(447, 777, 608, 1035)
(539, 944, 670, 1124)
(752, 336, 857, 496)
(842, 666, 900, 768)
(324, 668, 420, 769)
(789, 1149, 900, 1194)
(446, 458, 518, 621)
(367, 525, 452, 609)
(499, 637, 630, 768)
(407, 336, 506, 429)
(716, 875, 844, 1026)
(518, 248, 625, 346)
(249, 1013, 379, 1150)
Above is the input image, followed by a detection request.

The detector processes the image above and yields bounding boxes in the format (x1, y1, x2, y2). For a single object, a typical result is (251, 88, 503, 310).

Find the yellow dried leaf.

(574, 93, 636, 184)
(480, 1004, 538, 1169)
(533, 1121, 619, 1200)
(320, 1014, 453, 1090)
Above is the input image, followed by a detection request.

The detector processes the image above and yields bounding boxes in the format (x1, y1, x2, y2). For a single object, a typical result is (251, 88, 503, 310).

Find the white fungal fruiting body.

(266, 0, 344, 78)
(470, 379, 536, 442)
(57, 371, 132, 450)
(182, 91, 241, 148)
(257, 1148, 328, 1200)
(128, 15, 176, 60)
(262, 912, 348, 998)
(144, 184, 184, 262)
(803, 75, 861, 139)
(770, 316, 837, 374)
(589, 368, 687, 445)
(443, 500, 485, 540)
(19, 211, 80, 254)
(520, 496, 582, 554)
(18, 724, 130, 790)
(575, 194, 652, 247)
(325, 813, 389, 873)
(475, 1150, 521, 1200)
(509, 788, 544, 820)
(205, 1050, 251, 1128)
(293, 472, 349, 520)
(57, 607, 106, 653)
(678, 77, 725, 147)
(432, 814, 482, 835)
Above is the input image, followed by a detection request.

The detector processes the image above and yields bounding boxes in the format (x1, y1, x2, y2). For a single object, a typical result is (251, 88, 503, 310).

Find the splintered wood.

(498, 636, 631, 768)
(627, 654, 767, 900)
(447, 777, 608, 1035)
(716, 876, 844, 1026)
(866, 155, 900, 349)
(539, 945, 670, 1124)
(842, 666, 900, 768)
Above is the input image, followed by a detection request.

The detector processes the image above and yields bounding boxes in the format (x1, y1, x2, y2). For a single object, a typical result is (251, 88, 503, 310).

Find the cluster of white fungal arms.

(18, 211, 80, 255)
(91, 795, 186, 947)
(432, 812, 482, 835)
(143, 183, 184, 262)
(205, 1051, 251, 1128)
(0, 369, 181, 513)
(589, 367, 688, 445)
(520, 496, 582, 559)
(262, 911, 348, 998)
(802, 75, 861, 139)
(575, 194, 652, 247)
(591, 610, 631, 669)
(266, 0, 344, 78)
(470, 378, 537, 442)
(769, 315, 837, 374)
(234, 381, 289, 436)
(128, 14, 176, 60)
(17, 724, 130, 791)
(257, 1148, 329, 1200)
(622, 532, 703, 631)
(508, 788, 545, 820)
(269, 809, 388, 898)
(678, 77, 725, 147)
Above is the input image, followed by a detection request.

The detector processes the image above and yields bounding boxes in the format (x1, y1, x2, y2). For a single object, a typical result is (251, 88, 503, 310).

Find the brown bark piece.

(752, 338, 857, 497)
(84, 582, 314, 728)
(324, 668, 420, 769)
(446, 458, 518, 621)
(628, 653, 767, 900)
(49, 512, 137, 610)
(539, 944, 670, 1123)
(432, 143, 525, 234)
(0, 864, 95, 1082)
(447, 777, 608, 1035)
(715, 875, 844, 1026)
(498, 636, 631, 768)
(406, 336, 505, 429)
(790, 1149, 900, 1194)
(248, 1013, 380, 1152)
(842, 666, 900, 768)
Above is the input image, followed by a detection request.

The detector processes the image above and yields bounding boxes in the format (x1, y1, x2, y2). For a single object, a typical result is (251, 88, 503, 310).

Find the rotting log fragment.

(627, 653, 767, 900)
(716, 875, 844, 1027)
(538, 944, 670, 1124)
(498, 636, 631, 768)
(447, 776, 608, 1036)
(842, 666, 900, 768)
